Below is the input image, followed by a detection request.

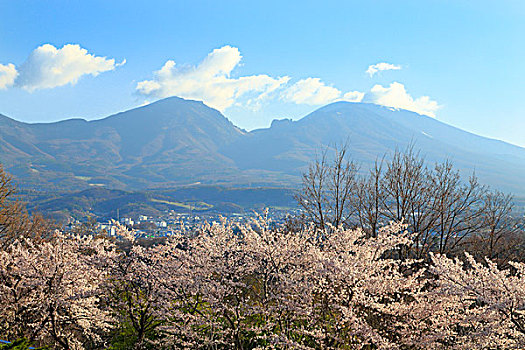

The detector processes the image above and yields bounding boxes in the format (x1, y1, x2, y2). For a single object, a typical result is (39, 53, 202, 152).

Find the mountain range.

(1, 96, 525, 196)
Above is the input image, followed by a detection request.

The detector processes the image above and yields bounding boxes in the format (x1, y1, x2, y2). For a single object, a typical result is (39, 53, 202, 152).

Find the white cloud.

(366, 62, 401, 77)
(365, 82, 440, 117)
(342, 90, 365, 102)
(136, 45, 290, 112)
(14, 44, 124, 91)
(281, 78, 340, 105)
(0, 63, 17, 89)
(281, 77, 364, 105)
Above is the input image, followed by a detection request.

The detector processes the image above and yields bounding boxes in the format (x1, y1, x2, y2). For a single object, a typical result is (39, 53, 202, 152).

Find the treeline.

(296, 146, 524, 263)
(0, 157, 525, 349)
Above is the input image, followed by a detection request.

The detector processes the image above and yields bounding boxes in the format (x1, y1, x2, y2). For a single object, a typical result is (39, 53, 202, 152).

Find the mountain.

(222, 102, 525, 194)
(1, 97, 525, 195)
(25, 186, 297, 222)
(1, 97, 245, 190)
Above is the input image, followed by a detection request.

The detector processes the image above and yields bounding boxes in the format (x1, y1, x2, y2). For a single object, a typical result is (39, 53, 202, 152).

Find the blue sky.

(0, 0, 524, 146)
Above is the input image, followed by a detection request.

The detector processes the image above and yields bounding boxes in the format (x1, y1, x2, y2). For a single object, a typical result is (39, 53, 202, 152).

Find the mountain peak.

(270, 118, 293, 128)
(136, 96, 218, 114)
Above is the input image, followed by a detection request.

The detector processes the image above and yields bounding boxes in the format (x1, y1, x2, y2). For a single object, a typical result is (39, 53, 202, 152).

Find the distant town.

(64, 208, 301, 238)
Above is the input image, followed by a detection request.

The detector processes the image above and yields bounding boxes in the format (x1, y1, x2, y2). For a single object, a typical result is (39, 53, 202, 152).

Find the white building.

(98, 222, 117, 236)
(120, 217, 134, 226)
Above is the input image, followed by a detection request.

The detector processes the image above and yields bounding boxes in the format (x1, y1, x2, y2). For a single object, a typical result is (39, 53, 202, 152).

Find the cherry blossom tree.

(1, 208, 524, 349)
(0, 233, 117, 349)
(147, 216, 422, 349)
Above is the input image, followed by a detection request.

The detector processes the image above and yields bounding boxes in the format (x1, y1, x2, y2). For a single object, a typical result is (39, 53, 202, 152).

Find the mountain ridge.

(1, 97, 524, 195)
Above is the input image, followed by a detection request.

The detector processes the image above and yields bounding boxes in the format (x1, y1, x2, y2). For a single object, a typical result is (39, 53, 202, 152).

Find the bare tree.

(429, 166, 486, 255)
(352, 159, 385, 238)
(297, 145, 522, 260)
(380, 148, 438, 257)
(296, 150, 328, 230)
(466, 190, 521, 263)
(0, 164, 50, 248)
(296, 145, 357, 230)
(381, 147, 427, 224)
(0, 164, 19, 238)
